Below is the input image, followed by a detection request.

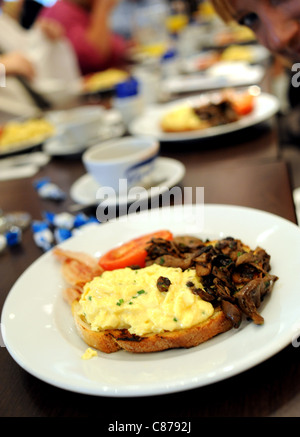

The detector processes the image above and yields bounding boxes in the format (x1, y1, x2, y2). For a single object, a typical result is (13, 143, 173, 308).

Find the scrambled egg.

(81, 348, 98, 360)
(161, 106, 209, 132)
(0, 118, 54, 150)
(78, 264, 214, 337)
(84, 68, 129, 92)
(221, 45, 254, 62)
(231, 25, 255, 42)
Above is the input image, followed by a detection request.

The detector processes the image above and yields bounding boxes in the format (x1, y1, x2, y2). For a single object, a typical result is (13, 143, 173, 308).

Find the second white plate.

(129, 92, 280, 142)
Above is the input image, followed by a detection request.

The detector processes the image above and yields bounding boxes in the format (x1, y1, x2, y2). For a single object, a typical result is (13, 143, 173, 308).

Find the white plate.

(2, 204, 300, 397)
(163, 63, 265, 94)
(70, 157, 186, 207)
(129, 92, 280, 142)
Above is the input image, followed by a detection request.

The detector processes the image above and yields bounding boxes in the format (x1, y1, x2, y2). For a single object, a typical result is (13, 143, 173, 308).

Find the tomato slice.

(98, 230, 173, 271)
(232, 93, 255, 116)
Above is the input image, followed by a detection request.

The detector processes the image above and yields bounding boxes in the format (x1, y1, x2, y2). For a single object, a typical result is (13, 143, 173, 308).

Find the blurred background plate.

(162, 63, 265, 94)
(129, 92, 280, 142)
(0, 117, 54, 157)
(180, 45, 271, 75)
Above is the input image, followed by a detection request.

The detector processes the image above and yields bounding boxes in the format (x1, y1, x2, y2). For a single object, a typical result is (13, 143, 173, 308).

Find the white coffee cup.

(82, 136, 159, 192)
(47, 106, 104, 148)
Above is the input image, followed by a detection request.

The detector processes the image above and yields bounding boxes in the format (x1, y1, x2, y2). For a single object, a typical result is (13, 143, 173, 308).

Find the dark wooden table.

(0, 116, 299, 421)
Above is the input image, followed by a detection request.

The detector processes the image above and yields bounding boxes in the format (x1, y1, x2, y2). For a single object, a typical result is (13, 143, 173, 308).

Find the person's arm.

(37, 0, 128, 74)
(0, 52, 35, 80)
(35, 17, 65, 40)
(85, 0, 121, 60)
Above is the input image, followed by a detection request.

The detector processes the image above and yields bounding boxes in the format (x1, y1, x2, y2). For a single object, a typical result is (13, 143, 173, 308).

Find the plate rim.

(0, 134, 51, 158)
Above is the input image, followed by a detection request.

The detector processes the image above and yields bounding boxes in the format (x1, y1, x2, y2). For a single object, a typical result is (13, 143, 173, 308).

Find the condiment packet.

(33, 177, 66, 201)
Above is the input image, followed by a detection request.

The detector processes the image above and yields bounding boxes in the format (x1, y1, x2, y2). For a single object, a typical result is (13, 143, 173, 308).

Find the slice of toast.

(72, 300, 233, 354)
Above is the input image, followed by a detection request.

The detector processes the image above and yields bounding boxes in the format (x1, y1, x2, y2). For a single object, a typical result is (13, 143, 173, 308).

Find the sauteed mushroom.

(145, 235, 278, 327)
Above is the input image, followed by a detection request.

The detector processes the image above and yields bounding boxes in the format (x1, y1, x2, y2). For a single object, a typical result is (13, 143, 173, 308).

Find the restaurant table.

(0, 116, 299, 421)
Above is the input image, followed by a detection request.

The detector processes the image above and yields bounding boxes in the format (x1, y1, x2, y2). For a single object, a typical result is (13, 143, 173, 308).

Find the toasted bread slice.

(72, 300, 233, 354)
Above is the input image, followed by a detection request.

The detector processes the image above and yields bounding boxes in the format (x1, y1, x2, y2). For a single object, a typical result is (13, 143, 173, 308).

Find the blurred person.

(35, 16, 65, 40)
(210, 0, 300, 64)
(0, 0, 64, 79)
(0, 1, 67, 114)
(38, 0, 130, 75)
(211, 0, 300, 142)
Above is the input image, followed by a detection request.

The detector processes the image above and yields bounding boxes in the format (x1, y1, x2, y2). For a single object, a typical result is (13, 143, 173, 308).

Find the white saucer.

(70, 157, 185, 207)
